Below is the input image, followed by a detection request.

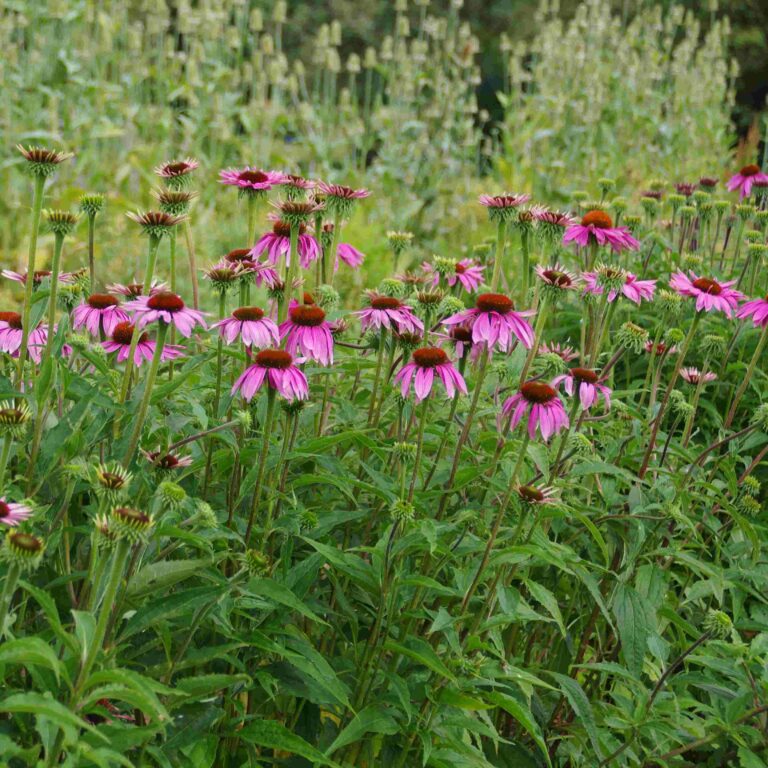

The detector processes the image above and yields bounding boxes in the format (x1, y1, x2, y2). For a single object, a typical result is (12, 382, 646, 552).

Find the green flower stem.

(639, 311, 701, 479)
(213, 292, 227, 415)
(0, 434, 13, 491)
(459, 432, 529, 616)
(552, 396, 582, 476)
(520, 228, 530, 300)
(122, 321, 169, 467)
(0, 562, 21, 639)
(117, 233, 161, 408)
(245, 386, 277, 547)
(16, 175, 46, 387)
(87, 212, 97, 290)
(682, 358, 710, 447)
(169, 228, 177, 293)
(281, 223, 300, 323)
(183, 218, 200, 311)
(724, 323, 768, 429)
(246, 194, 258, 247)
(75, 538, 131, 693)
(324, 215, 342, 286)
(407, 397, 431, 502)
(490, 219, 507, 292)
(42, 232, 65, 365)
(366, 329, 388, 426)
(591, 299, 618, 367)
(729, 219, 746, 278)
(519, 299, 548, 383)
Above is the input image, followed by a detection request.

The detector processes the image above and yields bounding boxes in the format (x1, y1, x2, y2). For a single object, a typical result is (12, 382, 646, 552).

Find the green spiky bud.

(0, 401, 31, 438)
(157, 481, 186, 510)
(110, 507, 154, 543)
(44, 209, 79, 237)
(1, 531, 45, 571)
(616, 321, 649, 353)
(668, 194, 686, 211)
(391, 498, 416, 522)
(704, 609, 732, 640)
(79, 193, 105, 218)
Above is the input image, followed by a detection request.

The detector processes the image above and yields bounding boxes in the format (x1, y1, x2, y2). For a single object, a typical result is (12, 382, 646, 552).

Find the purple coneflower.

(252, 219, 320, 268)
(279, 304, 334, 366)
(337, 242, 365, 270)
(500, 380, 569, 442)
(535, 264, 578, 292)
(479, 193, 531, 220)
(553, 367, 611, 411)
(737, 295, 768, 327)
(107, 280, 167, 298)
(644, 340, 678, 356)
(102, 321, 184, 366)
(539, 341, 579, 362)
(72, 293, 130, 336)
(125, 291, 207, 336)
(443, 292, 535, 352)
(675, 182, 697, 197)
(317, 182, 370, 201)
(423, 259, 485, 293)
(232, 349, 309, 402)
(357, 295, 424, 335)
(212, 307, 279, 348)
(669, 272, 744, 317)
(582, 271, 656, 304)
(219, 167, 285, 195)
(394, 347, 467, 402)
(0, 497, 33, 527)
(141, 450, 193, 470)
(727, 164, 768, 199)
(0, 313, 68, 363)
(2, 269, 74, 288)
(699, 177, 719, 190)
(680, 367, 718, 385)
(517, 484, 557, 505)
(563, 210, 640, 253)
(154, 158, 199, 187)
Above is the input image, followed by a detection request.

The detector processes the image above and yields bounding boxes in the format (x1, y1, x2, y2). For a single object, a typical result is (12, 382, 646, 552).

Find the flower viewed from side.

(126, 210, 186, 238)
(0, 497, 33, 527)
(563, 210, 640, 252)
(0, 313, 70, 363)
(479, 193, 532, 221)
(582, 271, 656, 304)
(141, 450, 193, 471)
(500, 380, 569, 441)
(102, 321, 184, 366)
(107, 280, 167, 299)
(737, 295, 768, 328)
(532, 208, 578, 240)
(424, 259, 485, 293)
(517, 484, 558, 506)
(357, 295, 424, 335)
(535, 265, 579, 299)
(669, 272, 744, 316)
(644, 340, 678, 357)
(337, 242, 365, 270)
(252, 219, 320, 268)
(317, 182, 370, 217)
(219, 167, 285, 196)
(154, 158, 200, 188)
(553, 367, 611, 411)
(443, 293, 535, 352)
(279, 304, 334, 366)
(212, 307, 279, 348)
(16, 145, 73, 176)
(539, 341, 579, 362)
(125, 292, 207, 336)
(72, 294, 130, 336)
(727, 164, 768, 199)
(2, 270, 74, 288)
(232, 349, 309, 402)
(394, 347, 467, 402)
(680, 367, 718, 385)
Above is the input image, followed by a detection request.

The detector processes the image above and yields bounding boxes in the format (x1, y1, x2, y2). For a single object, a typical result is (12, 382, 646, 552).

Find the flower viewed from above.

(500, 380, 569, 441)
(669, 272, 744, 316)
(553, 367, 612, 411)
(2, 269, 75, 288)
(394, 347, 467, 402)
(357, 294, 424, 335)
(232, 349, 309, 402)
(219, 167, 285, 195)
(423, 258, 485, 293)
(563, 210, 640, 252)
(582, 270, 656, 304)
(443, 292, 535, 352)
(0, 497, 33, 527)
(252, 219, 320, 268)
(125, 292, 207, 336)
(280, 304, 334, 366)
(102, 321, 184, 366)
(727, 164, 768, 199)
(212, 307, 279, 348)
(72, 293, 130, 336)
(680, 367, 718, 385)
(737, 295, 768, 328)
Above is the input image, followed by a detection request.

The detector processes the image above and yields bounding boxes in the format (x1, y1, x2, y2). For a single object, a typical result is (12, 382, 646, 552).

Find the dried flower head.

(152, 187, 198, 216)
(127, 210, 186, 238)
(44, 209, 79, 237)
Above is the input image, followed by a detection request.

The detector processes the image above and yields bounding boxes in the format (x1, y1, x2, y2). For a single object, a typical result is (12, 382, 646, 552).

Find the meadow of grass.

(1, 1, 768, 767)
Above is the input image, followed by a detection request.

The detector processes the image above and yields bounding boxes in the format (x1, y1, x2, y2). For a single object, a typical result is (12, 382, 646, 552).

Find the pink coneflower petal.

(394, 347, 467, 402)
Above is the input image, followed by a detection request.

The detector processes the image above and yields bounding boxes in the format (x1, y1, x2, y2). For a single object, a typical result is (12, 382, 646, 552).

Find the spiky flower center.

(88, 293, 118, 309)
(370, 296, 402, 310)
(303, 292, 315, 305)
(542, 269, 572, 287)
(226, 249, 252, 263)
(100, 472, 126, 489)
(233, 307, 265, 322)
(272, 220, 306, 237)
(256, 349, 292, 369)
(581, 210, 613, 229)
(571, 367, 599, 384)
(239, 170, 269, 184)
(289, 305, 326, 327)
(454, 263, 467, 274)
(692, 277, 722, 295)
(450, 326, 473, 343)
(165, 161, 192, 175)
(111, 322, 144, 345)
(113, 507, 150, 526)
(520, 381, 557, 404)
(476, 293, 513, 314)
(0, 407, 27, 424)
(147, 292, 185, 312)
(9, 531, 42, 553)
(33, 271, 52, 284)
(412, 347, 448, 367)
(0, 312, 23, 330)
(741, 164, 761, 177)
(0, 501, 11, 518)
(518, 485, 544, 503)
